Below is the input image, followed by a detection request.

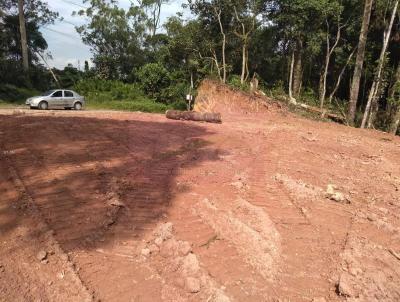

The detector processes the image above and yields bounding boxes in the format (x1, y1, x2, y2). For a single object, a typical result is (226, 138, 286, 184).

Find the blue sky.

(41, 0, 188, 69)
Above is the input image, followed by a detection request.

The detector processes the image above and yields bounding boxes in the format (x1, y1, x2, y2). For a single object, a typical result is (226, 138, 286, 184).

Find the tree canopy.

(1, 0, 399, 133)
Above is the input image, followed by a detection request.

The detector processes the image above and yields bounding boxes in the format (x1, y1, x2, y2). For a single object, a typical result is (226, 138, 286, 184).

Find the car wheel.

(74, 102, 82, 110)
(39, 101, 48, 110)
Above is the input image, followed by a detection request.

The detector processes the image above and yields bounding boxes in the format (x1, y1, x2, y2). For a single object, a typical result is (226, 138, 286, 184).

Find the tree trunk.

(18, 0, 29, 71)
(328, 47, 356, 104)
(292, 40, 303, 98)
(390, 108, 400, 135)
(221, 32, 226, 83)
(36, 52, 61, 87)
(319, 71, 325, 106)
(348, 0, 374, 124)
(214, 7, 227, 84)
(241, 43, 247, 84)
(320, 21, 342, 109)
(288, 51, 296, 104)
(362, 0, 398, 129)
(389, 64, 400, 134)
(166, 110, 222, 124)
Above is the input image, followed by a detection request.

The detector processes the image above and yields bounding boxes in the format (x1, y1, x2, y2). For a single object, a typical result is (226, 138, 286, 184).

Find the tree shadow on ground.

(0, 113, 222, 254)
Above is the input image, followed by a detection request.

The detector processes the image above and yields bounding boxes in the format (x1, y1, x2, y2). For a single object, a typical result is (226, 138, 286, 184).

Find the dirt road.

(0, 108, 399, 302)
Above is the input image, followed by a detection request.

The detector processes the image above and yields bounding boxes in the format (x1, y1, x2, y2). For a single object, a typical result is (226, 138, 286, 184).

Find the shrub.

(74, 78, 146, 101)
(0, 84, 40, 103)
(228, 75, 250, 92)
(136, 63, 171, 101)
(73, 78, 186, 113)
(87, 100, 170, 113)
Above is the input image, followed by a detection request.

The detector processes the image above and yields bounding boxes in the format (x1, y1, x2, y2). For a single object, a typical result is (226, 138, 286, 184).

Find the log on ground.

(166, 110, 222, 124)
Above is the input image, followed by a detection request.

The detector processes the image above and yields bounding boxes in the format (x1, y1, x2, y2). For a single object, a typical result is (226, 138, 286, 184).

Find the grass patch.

(87, 99, 168, 113)
(76, 79, 188, 113)
(0, 100, 25, 108)
(86, 99, 187, 113)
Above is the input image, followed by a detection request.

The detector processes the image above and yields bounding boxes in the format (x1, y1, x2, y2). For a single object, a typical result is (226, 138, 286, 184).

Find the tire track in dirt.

(2, 109, 400, 301)
(1, 113, 219, 301)
(0, 115, 157, 301)
(231, 125, 351, 301)
(193, 197, 280, 281)
(0, 142, 93, 301)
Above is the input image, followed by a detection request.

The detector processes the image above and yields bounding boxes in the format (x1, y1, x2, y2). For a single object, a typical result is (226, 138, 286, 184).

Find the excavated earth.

(1, 90, 400, 301)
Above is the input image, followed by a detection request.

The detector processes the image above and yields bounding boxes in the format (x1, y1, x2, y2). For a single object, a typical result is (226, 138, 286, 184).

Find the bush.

(74, 78, 146, 101)
(260, 80, 287, 102)
(228, 75, 250, 92)
(299, 87, 319, 106)
(136, 63, 171, 101)
(74, 78, 186, 113)
(0, 84, 40, 103)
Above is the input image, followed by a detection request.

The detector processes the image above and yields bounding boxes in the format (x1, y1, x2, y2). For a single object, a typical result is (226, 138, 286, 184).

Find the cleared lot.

(0, 108, 399, 301)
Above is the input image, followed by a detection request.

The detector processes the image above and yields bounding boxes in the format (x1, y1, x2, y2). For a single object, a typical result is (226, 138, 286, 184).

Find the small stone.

(141, 248, 151, 257)
(108, 198, 125, 207)
(154, 237, 163, 247)
(0, 265, 4, 273)
(182, 253, 200, 276)
(326, 184, 336, 195)
(160, 238, 178, 258)
(178, 241, 192, 256)
(156, 222, 173, 241)
(337, 272, 355, 297)
(36, 250, 47, 262)
(57, 271, 65, 279)
(330, 192, 345, 203)
(185, 277, 201, 293)
(149, 244, 159, 254)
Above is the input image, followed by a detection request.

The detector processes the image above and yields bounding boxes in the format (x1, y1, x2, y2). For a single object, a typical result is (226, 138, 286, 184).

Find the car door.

(49, 90, 63, 108)
(64, 90, 75, 108)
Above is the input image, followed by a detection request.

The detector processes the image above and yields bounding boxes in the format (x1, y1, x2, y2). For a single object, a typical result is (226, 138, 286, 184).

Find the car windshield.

(41, 90, 55, 96)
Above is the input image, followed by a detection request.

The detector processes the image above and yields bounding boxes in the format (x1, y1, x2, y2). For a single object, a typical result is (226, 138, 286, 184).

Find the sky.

(41, 0, 188, 69)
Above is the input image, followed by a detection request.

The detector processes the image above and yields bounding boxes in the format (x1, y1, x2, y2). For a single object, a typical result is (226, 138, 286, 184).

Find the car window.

(52, 90, 63, 97)
(64, 91, 74, 97)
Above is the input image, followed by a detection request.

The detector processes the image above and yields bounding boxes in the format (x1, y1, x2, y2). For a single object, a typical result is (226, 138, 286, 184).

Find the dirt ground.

(0, 101, 400, 301)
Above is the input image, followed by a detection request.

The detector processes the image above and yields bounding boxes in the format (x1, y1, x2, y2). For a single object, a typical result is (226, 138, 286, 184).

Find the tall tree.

(140, 0, 170, 37)
(76, 0, 147, 79)
(232, 0, 260, 84)
(348, 0, 374, 124)
(17, 0, 29, 71)
(362, 0, 399, 128)
(188, 0, 235, 83)
(389, 63, 400, 134)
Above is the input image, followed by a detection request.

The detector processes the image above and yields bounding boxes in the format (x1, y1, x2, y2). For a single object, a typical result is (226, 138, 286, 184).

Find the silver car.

(26, 89, 85, 110)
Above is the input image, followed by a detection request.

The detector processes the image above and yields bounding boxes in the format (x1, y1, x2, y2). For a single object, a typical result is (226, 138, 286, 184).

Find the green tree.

(76, 0, 147, 80)
(137, 62, 171, 100)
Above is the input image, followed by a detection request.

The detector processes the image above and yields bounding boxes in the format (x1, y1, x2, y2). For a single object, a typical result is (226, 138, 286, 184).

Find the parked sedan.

(26, 89, 85, 110)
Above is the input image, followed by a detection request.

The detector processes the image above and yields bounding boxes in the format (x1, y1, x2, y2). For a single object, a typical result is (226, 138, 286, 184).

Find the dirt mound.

(194, 79, 279, 117)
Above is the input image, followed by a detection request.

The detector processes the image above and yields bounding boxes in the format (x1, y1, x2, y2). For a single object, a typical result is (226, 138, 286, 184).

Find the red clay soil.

(0, 91, 400, 302)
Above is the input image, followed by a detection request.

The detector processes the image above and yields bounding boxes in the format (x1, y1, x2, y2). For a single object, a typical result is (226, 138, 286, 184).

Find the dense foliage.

(0, 0, 399, 133)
